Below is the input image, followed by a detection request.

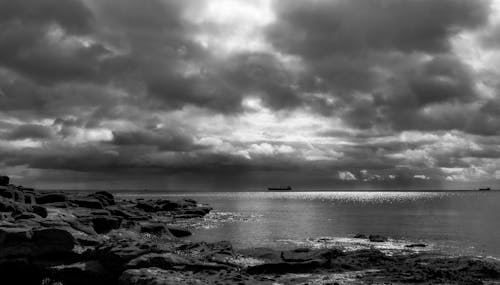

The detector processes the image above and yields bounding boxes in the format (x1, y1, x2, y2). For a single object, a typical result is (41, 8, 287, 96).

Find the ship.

(478, 187, 491, 191)
(267, 186, 292, 191)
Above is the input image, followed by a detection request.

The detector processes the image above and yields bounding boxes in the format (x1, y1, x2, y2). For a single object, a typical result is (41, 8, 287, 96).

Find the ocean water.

(118, 191, 500, 258)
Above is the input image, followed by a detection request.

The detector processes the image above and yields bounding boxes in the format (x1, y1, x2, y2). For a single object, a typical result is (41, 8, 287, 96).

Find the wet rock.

(246, 259, 326, 274)
(405, 243, 427, 248)
(107, 206, 149, 221)
(237, 247, 282, 262)
(32, 205, 48, 218)
(119, 268, 204, 285)
(90, 210, 111, 216)
(167, 226, 192, 237)
(126, 252, 190, 269)
(70, 198, 103, 209)
(0, 190, 14, 200)
(140, 223, 168, 235)
(92, 215, 122, 234)
(136, 201, 156, 212)
(369, 234, 388, 242)
(0, 176, 9, 186)
(0, 198, 30, 214)
(127, 252, 231, 271)
(43, 202, 71, 208)
(36, 193, 67, 204)
(12, 190, 25, 203)
(13, 212, 40, 220)
(91, 191, 115, 206)
(0, 258, 45, 285)
(31, 227, 76, 255)
(24, 194, 36, 204)
(354, 233, 367, 239)
(95, 241, 164, 274)
(0, 226, 75, 258)
(175, 209, 207, 217)
(76, 236, 103, 247)
(49, 260, 114, 285)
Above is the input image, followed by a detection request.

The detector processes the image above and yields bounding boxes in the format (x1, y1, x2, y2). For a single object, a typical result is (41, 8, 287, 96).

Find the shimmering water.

(118, 191, 500, 258)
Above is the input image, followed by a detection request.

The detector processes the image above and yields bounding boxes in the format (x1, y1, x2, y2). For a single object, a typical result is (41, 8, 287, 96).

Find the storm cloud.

(1, 0, 500, 190)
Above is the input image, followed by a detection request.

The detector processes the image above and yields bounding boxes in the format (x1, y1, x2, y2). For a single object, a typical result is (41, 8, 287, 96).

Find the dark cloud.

(111, 129, 201, 151)
(268, 0, 490, 58)
(0, 0, 94, 34)
(4, 124, 54, 140)
(0, 0, 123, 84)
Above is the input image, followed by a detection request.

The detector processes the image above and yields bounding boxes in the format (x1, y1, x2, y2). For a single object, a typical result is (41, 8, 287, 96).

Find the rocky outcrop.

(36, 193, 67, 204)
(0, 176, 9, 186)
(48, 260, 115, 285)
(140, 222, 168, 235)
(369, 234, 388, 242)
(0, 224, 75, 258)
(167, 226, 192, 237)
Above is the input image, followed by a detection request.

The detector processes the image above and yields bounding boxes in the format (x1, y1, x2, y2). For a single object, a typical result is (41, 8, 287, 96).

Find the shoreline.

(1, 182, 500, 284)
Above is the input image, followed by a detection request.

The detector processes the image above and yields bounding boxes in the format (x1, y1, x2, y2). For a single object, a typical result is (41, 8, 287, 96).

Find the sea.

(117, 191, 500, 259)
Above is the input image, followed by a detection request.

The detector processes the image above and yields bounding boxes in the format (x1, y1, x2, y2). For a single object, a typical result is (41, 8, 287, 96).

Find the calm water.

(119, 191, 500, 258)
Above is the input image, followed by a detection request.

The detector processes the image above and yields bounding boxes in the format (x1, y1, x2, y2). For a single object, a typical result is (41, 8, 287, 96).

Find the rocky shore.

(1, 176, 500, 285)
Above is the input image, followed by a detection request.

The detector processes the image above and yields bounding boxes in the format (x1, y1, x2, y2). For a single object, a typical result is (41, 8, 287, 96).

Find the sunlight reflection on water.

(118, 191, 500, 258)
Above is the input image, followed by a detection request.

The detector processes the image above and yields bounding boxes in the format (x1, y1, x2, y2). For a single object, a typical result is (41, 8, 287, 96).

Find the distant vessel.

(478, 187, 491, 191)
(268, 186, 292, 191)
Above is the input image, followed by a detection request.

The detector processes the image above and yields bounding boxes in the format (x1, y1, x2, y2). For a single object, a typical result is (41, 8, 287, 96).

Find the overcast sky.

(1, 0, 500, 190)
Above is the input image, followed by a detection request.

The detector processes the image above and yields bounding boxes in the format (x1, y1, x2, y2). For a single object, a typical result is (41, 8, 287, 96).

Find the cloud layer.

(1, 0, 500, 190)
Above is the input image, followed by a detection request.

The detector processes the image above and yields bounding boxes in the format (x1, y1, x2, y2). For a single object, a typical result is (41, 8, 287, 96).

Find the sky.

(1, 0, 500, 190)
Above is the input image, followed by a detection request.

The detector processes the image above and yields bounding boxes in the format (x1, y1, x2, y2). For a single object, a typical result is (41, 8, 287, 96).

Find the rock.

(90, 210, 111, 216)
(281, 248, 315, 262)
(94, 191, 114, 201)
(140, 223, 168, 235)
(0, 258, 45, 285)
(49, 260, 114, 285)
(91, 191, 115, 206)
(354, 233, 367, 239)
(176, 209, 207, 217)
(107, 206, 149, 221)
(43, 202, 70, 208)
(0, 226, 75, 258)
(369, 234, 388, 242)
(36, 193, 67, 204)
(70, 198, 103, 209)
(0, 198, 30, 214)
(0, 176, 9, 186)
(95, 241, 163, 274)
(127, 252, 230, 271)
(167, 226, 191, 237)
(13, 212, 40, 220)
(0, 190, 13, 199)
(0, 225, 33, 257)
(31, 227, 76, 255)
(32, 205, 48, 218)
(405, 243, 427, 248)
(157, 200, 181, 211)
(92, 215, 122, 234)
(24, 194, 36, 204)
(119, 268, 205, 285)
(12, 190, 25, 203)
(246, 259, 326, 274)
(136, 201, 156, 212)
(76, 236, 103, 246)
(126, 252, 191, 269)
(237, 247, 282, 262)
